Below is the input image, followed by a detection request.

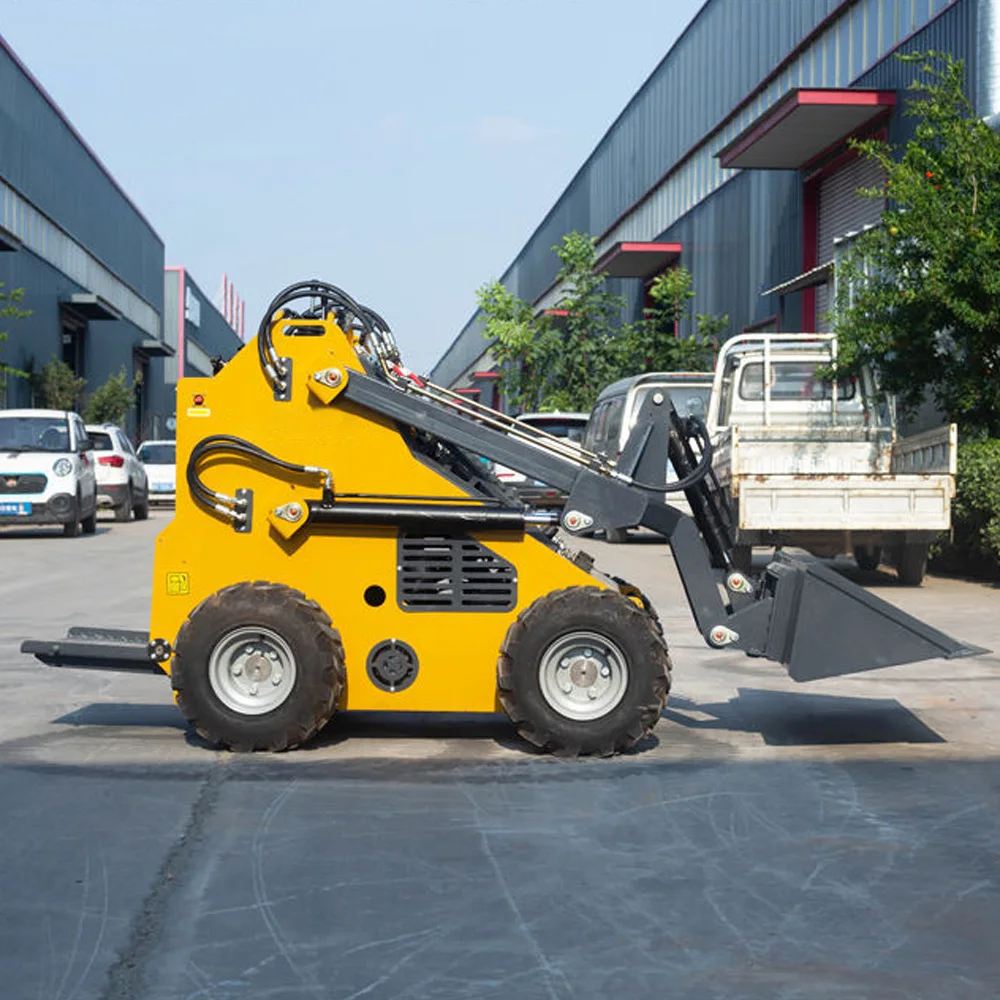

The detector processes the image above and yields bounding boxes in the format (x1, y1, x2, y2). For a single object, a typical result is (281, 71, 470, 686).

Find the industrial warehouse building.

(0, 34, 242, 440)
(432, 0, 996, 410)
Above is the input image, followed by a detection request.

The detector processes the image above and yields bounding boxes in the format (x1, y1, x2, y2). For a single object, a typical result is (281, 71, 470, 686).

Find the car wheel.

(114, 488, 133, 523)
(63, 519, 81, 538)
(81, 508, 97, 534)
(133, 487, 149, 521)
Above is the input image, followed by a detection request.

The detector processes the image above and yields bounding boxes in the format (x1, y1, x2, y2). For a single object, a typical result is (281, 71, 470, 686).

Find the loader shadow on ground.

(663, 688, 945, 745)
(54, 702, 187, 730)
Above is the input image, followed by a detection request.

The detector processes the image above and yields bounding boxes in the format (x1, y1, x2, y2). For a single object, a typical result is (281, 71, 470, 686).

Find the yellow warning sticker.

(186, 406, 211, 418)
(166, 572, 190, 596)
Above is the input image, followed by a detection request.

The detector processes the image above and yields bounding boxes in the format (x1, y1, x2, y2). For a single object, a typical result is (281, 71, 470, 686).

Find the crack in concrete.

(99, 758, 229, 1000)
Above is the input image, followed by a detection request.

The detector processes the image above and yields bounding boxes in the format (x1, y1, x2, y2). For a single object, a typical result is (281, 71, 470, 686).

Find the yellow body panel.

(151, 319, 605, 713)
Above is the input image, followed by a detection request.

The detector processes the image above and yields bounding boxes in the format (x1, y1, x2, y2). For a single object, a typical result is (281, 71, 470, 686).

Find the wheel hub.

(538, 631, 629, 721)
(208, 627, 296, 716)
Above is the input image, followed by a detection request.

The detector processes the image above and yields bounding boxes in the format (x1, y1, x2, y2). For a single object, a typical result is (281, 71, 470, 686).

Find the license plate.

(153, 483, 173, 492)
(0, 501, 31, 516)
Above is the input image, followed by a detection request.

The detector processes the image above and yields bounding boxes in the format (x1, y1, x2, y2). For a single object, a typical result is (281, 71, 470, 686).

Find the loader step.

(21, 627, 162, 671)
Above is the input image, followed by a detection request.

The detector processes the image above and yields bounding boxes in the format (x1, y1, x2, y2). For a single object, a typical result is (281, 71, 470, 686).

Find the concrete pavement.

(1, 513, 998, 998)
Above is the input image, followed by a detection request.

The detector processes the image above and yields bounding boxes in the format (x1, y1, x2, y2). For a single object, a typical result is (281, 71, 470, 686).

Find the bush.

(83, 367, 139, 425)
(931, 439, 1000, 579)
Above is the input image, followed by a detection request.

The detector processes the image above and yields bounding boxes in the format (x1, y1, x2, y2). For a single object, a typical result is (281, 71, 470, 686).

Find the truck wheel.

(114, 489, 132, 522)
(605, 527, 629, 544)
(854, 545, 882, 572)
(172, 581, 345, 751)
(730, 544, 753, 574)
(498, 587, 670, 756)
(896, 543, 929, 587)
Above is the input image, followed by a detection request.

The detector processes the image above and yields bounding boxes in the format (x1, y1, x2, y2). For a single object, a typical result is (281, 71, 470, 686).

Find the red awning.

(455, 387, 481, 396)
(594, 241, 683, 279)
(717, 89, 896, 170)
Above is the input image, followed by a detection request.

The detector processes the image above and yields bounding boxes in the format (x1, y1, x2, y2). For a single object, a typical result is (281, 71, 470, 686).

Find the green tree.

(0, 284, 32, 402)
(832, 52, 1000, 436)
(545, 232, 628, 411)
(38, 359, 86, 411)
(618, 267, 724, 373)
(475, 280, 559, 413)
(84, 366, 140, 425)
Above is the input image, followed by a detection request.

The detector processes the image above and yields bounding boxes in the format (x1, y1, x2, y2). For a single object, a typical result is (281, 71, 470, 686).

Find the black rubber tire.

(895, 542, 929, 587)
(114, 488, 132, 522)
(81, 507, 97, 534)
(498, 587, 671, 757)
(133, 490, 149, 521)
(172, 581, 345, 751)
(605, 526, 629, 545)
(854, 545, 882, 572)
(62, 518, 80, 538)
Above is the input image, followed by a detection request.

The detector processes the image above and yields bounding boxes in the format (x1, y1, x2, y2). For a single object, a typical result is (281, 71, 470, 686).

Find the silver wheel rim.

(538, 630, 629, 721)
(208, 626, 297, 715)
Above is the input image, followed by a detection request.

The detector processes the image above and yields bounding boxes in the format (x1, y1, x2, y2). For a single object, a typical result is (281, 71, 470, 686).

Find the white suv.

(0, 409, 98, 537)
(86, 424, 149, 522)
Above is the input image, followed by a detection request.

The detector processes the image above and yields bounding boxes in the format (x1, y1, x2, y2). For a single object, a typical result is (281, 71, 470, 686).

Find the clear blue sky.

(3, 0, 704, 374)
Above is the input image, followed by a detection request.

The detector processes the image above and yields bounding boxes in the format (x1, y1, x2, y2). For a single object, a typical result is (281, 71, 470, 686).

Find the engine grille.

(398, 535, 517, 611)
(0, 473, 47, 495)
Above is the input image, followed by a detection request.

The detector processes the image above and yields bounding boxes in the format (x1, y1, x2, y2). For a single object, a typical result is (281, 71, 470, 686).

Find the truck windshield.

(0, 415, 71, 452)
(739, 362, 856, 401)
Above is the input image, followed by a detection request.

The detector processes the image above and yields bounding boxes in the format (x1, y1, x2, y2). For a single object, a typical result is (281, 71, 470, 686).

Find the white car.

(86, 424, 149, 522)
(0, 409, 98, 537)
(491, 412, 590, 510)
(138, 440, 177, 504)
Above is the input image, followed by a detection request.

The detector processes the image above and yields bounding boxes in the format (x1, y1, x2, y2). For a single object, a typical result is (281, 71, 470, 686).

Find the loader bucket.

(763, 554, 988, 682)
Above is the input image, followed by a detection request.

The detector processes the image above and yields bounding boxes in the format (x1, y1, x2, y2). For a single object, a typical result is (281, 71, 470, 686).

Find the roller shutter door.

(815, 156, 885, 327)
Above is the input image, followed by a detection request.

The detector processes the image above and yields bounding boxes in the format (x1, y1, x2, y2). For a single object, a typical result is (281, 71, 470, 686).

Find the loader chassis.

(23, 282, 986, 756)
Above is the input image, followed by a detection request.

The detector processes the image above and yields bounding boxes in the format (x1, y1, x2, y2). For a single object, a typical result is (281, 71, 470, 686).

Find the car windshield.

(522, 419, 586, 442)
(139, 443, 176, 464)
(0, 415, 71, 453)
(89, 431, 115, 451)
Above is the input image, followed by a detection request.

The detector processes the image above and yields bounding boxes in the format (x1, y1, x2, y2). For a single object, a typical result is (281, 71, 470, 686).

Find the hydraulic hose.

(255, 281, 376, 392)
(187, 434, 332, 524)
(622, 415, 714, 494)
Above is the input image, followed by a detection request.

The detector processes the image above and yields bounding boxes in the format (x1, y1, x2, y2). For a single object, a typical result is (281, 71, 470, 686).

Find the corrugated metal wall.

(0, 38, 163, 310)
(433, 0, 976, 388)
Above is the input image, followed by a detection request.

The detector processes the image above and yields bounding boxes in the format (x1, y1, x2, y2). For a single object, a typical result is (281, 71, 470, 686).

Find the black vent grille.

(398, 535, 517, 612)
(0, 474, 47, 495)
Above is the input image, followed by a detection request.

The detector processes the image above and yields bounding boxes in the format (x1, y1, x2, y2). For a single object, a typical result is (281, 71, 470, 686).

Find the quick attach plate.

(235, 488, 253, 533)
(274, 357, 292, 401)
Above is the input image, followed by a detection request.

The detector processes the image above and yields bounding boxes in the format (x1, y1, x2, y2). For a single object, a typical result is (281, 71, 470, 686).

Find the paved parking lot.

(1, 511, 999, 999)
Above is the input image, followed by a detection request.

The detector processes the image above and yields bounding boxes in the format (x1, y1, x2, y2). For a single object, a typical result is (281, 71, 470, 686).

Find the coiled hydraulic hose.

(256, 281, 379, 393)
(621, 414, 714, 494)
(187, 434, 332, 524)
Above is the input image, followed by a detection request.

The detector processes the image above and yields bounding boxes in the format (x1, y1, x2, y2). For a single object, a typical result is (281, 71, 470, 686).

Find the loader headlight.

(53, 458, 73, 477)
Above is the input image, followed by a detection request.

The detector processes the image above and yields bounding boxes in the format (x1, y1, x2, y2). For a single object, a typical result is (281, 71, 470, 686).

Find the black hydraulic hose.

(256, 280, 375, 387)
(187, 434, 330, 519)
(625, 415, 714, 494)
